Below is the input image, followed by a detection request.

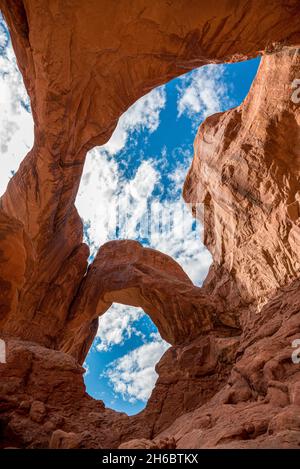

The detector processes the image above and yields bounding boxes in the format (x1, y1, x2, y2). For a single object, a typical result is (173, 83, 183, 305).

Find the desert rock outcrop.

(60, 240, 239, 363)
(0, 0, 300, 449)
(184, 48, 300, 313)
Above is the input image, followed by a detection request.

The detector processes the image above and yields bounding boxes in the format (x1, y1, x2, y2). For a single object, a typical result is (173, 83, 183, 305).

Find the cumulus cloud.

(177, 64, 232, 124)
(0, 18, 8, 52)
(76, 153, 161, 254)
(76, 149, 120, 250)
(121, 160, 160, 239)
(77, 151, 211, 286)
(151, 198, 212, 286)
(104, 333, 170, 403)
(0, 15, 34, 196)
(96, 304, 144, 351)
(161, 150, 212, 285)
(76, 86, 165, 253)
(101, 87, 166, 155)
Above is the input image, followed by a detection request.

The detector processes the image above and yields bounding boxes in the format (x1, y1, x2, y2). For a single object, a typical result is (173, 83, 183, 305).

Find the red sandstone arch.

(0, 0, 299, 359)
(60, 240, 239, 363)
(1, 2, 300, 450)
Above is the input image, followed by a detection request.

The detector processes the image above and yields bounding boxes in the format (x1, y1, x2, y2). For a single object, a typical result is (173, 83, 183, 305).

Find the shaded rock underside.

(0, 0, 300, 449)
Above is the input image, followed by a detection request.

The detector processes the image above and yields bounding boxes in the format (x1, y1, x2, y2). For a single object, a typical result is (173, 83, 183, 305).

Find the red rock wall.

(0, 0, 300, 449)
(0, 0, 299, 348)
(184, 49, 300, 314)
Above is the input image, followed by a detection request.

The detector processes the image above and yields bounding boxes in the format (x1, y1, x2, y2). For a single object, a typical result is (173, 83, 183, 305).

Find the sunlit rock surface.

(0, 0, 300, 449)
(184, 49, 300, 313)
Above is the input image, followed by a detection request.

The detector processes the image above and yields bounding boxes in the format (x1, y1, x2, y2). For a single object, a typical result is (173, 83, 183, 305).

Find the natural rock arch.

(0, 1, 300, 449)
(0, 0, 299, 357)
(60, 240, 239, 363)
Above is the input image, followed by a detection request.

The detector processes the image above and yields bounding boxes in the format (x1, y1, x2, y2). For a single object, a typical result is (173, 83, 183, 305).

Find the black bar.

(0, 449, 299, 467)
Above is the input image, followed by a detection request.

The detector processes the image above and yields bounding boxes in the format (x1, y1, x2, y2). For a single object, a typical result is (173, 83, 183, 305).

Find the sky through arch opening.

(78, 57, 260, 414)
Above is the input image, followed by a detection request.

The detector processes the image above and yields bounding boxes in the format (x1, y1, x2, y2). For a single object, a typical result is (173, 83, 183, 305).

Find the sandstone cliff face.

(0, 0, 300, 346)
(155, 278, 300, 448)
(184, 49, 300, 314)
(0, 0, 300, 449)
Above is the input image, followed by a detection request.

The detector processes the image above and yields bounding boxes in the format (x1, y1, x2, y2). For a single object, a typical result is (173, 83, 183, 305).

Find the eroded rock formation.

(60, 240, 239, 363)
(184, 48, 300, 313)
(0, 0, 300, 449)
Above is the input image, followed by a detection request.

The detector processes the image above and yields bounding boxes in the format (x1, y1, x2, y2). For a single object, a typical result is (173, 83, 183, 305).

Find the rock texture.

(156, 278, 300, 448)
(0, 0, 300, 345)
(60, 240, 239, 363)
(184, 48, 300, 313)
(0, 0, 300, 450)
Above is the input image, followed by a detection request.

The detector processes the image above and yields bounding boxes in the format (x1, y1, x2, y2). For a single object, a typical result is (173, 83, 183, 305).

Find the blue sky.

(0, 13, 259, 415)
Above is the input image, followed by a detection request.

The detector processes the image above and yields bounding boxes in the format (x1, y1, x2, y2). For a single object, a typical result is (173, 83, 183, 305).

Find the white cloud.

(76, 149, 120, 249)
(177, 64, 231, 124)
(0, 16, 34, 196)
(126, 160, 158, 201)
(104, 333, 170, 403)
(76, 85, 165, 252)
(0, 18, 8, 52)
(83, 362, 90, 376)
(77, 147, 211, 285)
(151, 199, 212, 286)
(122, 160, 160, 239)
(96, 304, 144, 351)
(161, 153, 212, 285)
(76, 153, 161, 253)
(101, 87, 166, 155)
